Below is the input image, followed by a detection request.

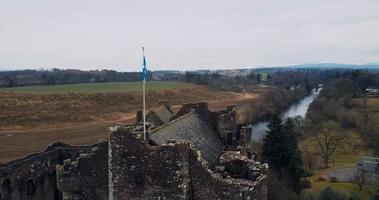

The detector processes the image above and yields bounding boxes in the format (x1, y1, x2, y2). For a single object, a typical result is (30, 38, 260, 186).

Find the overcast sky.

(0, 0, 379, 71)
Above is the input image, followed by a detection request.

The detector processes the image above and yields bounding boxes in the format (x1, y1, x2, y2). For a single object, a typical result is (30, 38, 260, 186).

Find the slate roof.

(358, 157, 379, 173)
(153, 106, 173, 124)
(150, 112, 225, 165)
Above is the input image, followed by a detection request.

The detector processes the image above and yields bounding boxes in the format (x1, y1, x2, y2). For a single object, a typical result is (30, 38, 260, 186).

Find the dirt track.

(0, 92, 258, 163)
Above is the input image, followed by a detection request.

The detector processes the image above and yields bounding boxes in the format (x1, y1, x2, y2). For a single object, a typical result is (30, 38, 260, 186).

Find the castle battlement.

(0, 103, 267, 200)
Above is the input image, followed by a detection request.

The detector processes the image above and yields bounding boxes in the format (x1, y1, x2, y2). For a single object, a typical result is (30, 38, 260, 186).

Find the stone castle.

(0, 102, 267, 200)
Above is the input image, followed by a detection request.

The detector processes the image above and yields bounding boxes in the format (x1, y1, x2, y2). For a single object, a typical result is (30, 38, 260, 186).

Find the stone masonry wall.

(110, 127, 191, 200)
(0, 150, 62, 200)
(217, 105, 237, 147)
(110, 127, 267, 200)
(56, 142, 108, 200)
(0, 143, 101, 200)
(189, 151, 267, 200)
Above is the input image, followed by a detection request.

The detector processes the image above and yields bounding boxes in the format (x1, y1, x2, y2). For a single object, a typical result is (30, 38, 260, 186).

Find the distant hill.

(365, 62, 379, 65)
(284, 63, 379, 69)
(210, 63, 379, 75)
(1, 63, 378, 87)
(251, 63, 379, 73)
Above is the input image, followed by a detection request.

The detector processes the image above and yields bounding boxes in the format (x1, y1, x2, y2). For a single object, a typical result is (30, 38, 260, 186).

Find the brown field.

(0, 85, 258, 163)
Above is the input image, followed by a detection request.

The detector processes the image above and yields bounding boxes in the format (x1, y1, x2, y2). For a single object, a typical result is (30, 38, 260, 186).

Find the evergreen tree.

(262, 113, 287, 177)
(262, 114, 304, 193)
(283, 118, 303, 193)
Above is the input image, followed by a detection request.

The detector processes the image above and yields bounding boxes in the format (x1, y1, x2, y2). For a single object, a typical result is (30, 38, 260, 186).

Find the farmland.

(0, 81, 259, 163)
(0, 81, 191, 94)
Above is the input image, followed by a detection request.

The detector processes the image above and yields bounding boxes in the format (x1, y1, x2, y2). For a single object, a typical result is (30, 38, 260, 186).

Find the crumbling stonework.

(109, 126, 267, 200)
(110, 126, 192, 199)
(56, 142, 108, 200)
(0, 142, 104, 200)
(215, 151, 264, 180)
(218, 105, 237, 148)
(238, 125, 258, 160)
(1, 103, 267, 200)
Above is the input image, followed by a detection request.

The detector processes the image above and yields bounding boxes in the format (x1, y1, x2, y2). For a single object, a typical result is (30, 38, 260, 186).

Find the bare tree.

(292, 115, 305, 136)
(302, 150, 318, 170)
(353, 169, 367, 191)
(313, 121, 343, 168)
(358, 98, 375, 136)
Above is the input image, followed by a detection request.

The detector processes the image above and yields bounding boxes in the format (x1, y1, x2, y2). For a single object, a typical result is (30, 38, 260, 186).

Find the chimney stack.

(159, 100, 172, 112)
(136, 110, 143, 124)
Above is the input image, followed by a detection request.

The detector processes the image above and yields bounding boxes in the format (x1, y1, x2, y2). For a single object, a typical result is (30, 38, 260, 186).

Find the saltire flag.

(142, 47, 148, 81)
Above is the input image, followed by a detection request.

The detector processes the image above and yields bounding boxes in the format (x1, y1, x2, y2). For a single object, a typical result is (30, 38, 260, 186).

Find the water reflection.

(251, 89, 320, 141)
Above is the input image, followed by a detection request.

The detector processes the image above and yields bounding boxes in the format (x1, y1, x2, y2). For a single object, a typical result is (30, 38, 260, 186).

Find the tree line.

(300, 70, 379, 168)
(0, 69, 153, 87)
(259, 70, 379, 199)
(182, 68, 379, 92)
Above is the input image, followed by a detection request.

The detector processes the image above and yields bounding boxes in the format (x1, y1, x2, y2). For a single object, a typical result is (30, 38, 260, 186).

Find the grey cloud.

(0, 0, 378, 71)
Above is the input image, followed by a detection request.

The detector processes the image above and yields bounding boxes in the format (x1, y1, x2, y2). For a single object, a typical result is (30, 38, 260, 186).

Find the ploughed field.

(0, 81, 194, 128)
(0, 81, 258, 163)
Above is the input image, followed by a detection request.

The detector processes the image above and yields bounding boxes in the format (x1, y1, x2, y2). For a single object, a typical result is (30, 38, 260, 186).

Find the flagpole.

(143, 77, 146, 140)
(142, 47, 147, 140)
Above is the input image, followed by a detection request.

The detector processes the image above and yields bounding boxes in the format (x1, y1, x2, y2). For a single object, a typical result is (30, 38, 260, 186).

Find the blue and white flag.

(142, 47, 147, 81)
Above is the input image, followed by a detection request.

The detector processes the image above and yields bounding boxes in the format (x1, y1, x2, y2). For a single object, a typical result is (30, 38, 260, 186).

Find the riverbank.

(241, 87, 310, 125)
(299, 78, 379, 199)
(248, 87, 317, 141)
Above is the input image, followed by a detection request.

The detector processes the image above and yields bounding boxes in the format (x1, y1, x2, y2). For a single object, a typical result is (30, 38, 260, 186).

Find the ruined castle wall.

(189, 150, 266, 200)
(0, 143, 101, 200)
(56, 142, 108, 200)
(110, 128, 267, 200)
(217, 105, 237, 147)
(0, 150, 62, 200)
(110, 129, 191, 200)
(238, 126, 259, 160)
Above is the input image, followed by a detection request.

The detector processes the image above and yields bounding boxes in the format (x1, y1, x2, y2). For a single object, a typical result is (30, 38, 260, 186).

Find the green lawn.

(301, 129, 377, 198)
(300, 130, 372, 168)
(0, 81, 192, 94)
(304, 178, 378, 199)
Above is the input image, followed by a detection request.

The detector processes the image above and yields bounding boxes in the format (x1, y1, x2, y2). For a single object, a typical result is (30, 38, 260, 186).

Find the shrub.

(319, 187, 348, 200)
(267, 177, 300, 200)
(302, 169, 314, 177)
(317, 176, 327, 181)
(371, 194, 379, 200)
(300, 179, 312, 189)
(349, 192, 362, 200)
(329, 177, 338, 182)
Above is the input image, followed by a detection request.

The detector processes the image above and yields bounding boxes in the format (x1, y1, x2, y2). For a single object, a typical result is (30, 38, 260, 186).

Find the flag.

(142, 47, 147, 81)
(142, 47, 147, 140)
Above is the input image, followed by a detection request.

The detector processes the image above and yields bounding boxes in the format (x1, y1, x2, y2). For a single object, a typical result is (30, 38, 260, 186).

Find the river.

(251, 88, 321, 141)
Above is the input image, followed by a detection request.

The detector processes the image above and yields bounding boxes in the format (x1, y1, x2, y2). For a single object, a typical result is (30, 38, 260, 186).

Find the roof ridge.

(150, 112, 194, 134)
(192, 113, 225, 145)
(192, 112, 215, 132)
(151, 105, 166, 112)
